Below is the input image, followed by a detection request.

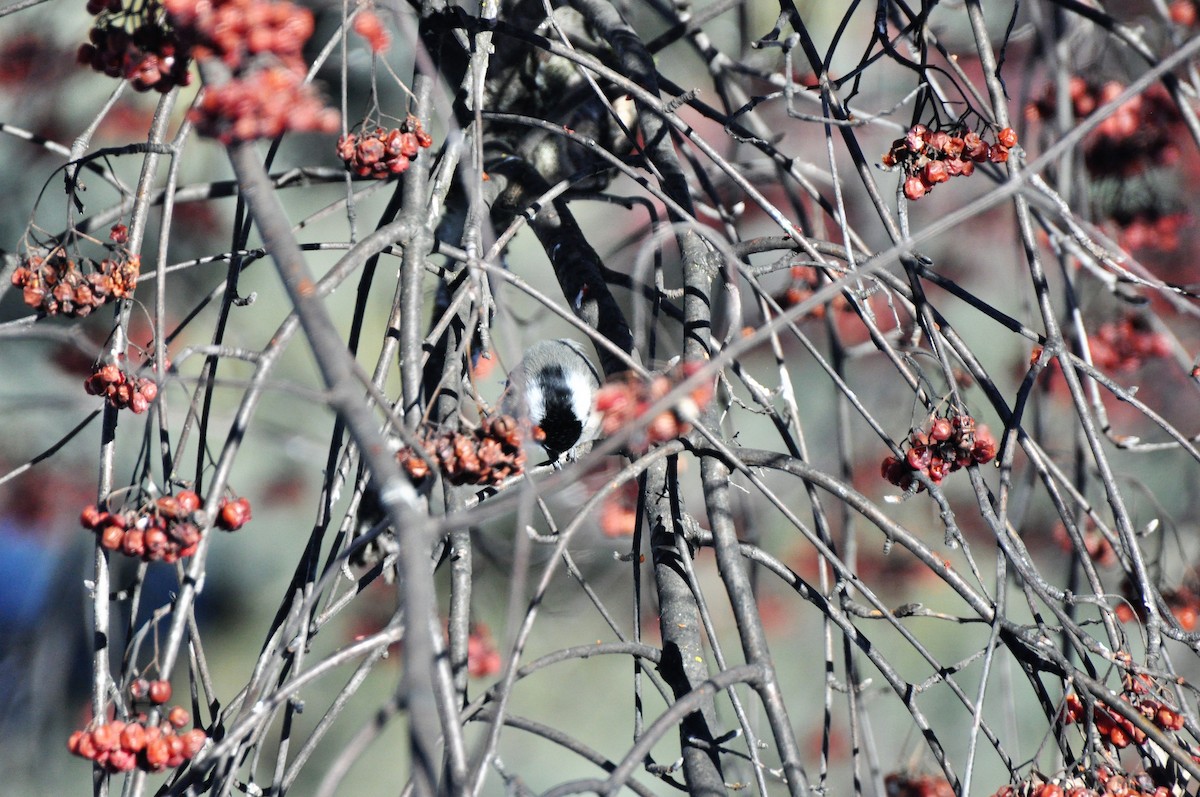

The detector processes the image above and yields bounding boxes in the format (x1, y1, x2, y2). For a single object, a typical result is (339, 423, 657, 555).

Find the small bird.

(500, 338, 602, 460)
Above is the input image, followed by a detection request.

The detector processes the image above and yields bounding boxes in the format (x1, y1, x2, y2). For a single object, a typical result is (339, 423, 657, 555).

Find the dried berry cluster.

(882, 124, 1017, 201)
(160, 0, 339, 142)
(10, 249, 140, 317)
(1027, 78, 1186, 251)
(773, 265, 850, 316)
(82, 492, 203, 562)
(398, 415, 525, 486)
(1029, 79, 1181, 178)
(991, 767, 1173, 797)
(337, 118, 434, 178)
(1116, 580, 1199, 632)
(883, 772, 954, 797)
(1089, 315, 1172, 373)
(352, 8, 390, 53)
(880, 413, 996, 491)
(78, 0, 192, 92)
(85, 363, 158, 413)
(594, 362, 713, 453)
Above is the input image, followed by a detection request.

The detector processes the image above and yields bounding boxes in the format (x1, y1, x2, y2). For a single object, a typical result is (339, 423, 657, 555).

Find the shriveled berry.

(997, 127, 1018, 148)
(906, 445, 932, 471)
(903, 176, 926, 201)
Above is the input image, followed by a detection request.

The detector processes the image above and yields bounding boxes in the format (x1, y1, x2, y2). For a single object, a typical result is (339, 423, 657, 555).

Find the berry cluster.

(68, 679, 205, 773)
(1061, 674, 1186, 752)
(1027, 78, 1185, 251)
(81, 492, 203, 563)
(1029, 79, 1180, 178)
(68, 718, 206, 773)
(880, 413, 996, 492)
(594, 362, 714, 453)
(991, 767, 1173, 797)
(773, 266, 850, 316)
(78, 0, 193, 93)
(337, 118, 434, 178)
(84, 363, 159, 413)
(397, 415, 525, 486)
(352, 8, 390, 53)
(1089, 315, 1172, 373)
(159, 0, 339, 143)
(10, 249, 140, 317)
(191, 65, 338, 144)
(163, 0, 308, 71)
(882, 124, 1017, 201)
(1116, 580, 1199, 632)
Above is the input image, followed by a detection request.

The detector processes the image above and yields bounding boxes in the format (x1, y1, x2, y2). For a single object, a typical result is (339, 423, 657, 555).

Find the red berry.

(217, 497, 252, 531)
(100, 525, 125, 550)
(906, 445, 932, 471)
(121, 528, 146, 558)
(143, 737, 170, 769)
(997, 127, 1018, 148)
(168, 706, 190, 728)
(148, 679, 172, 704)
(929, 418, 952, 442)
(180, 728, 207, 757)
(120, 722, 147, 753)
(903, 175, 926, 201)
(92, 722, 120, 752)
(108, 748, 137, 772)
(175, 490, 201, 514)
(922, 160, 949, 184)
(352, 9, 391, 53)
(81, 505, 103, 528)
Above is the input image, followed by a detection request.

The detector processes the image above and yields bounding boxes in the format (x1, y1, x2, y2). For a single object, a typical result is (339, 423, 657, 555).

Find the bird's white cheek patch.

(568, 370, 595, 423)
(525, 382, 546, 426)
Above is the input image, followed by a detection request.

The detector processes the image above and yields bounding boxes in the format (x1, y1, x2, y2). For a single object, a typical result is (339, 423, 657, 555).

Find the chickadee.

(500, 338, 601, 460)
